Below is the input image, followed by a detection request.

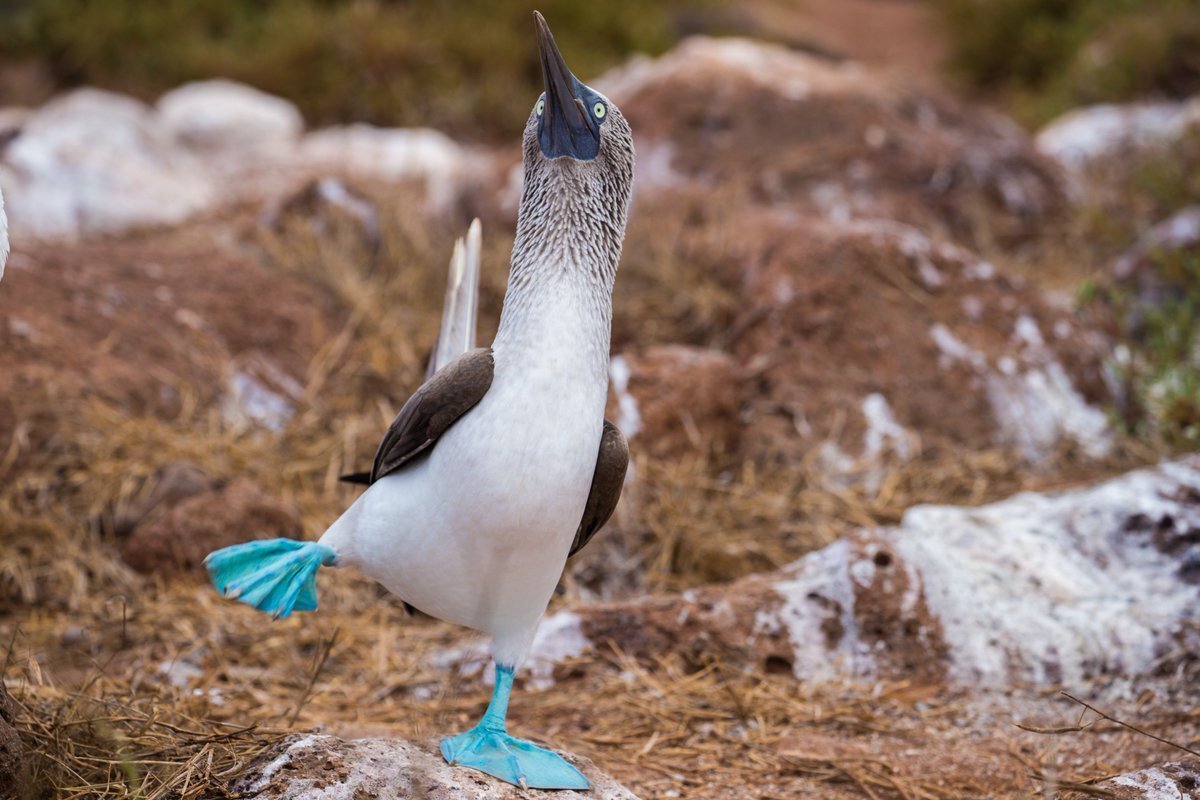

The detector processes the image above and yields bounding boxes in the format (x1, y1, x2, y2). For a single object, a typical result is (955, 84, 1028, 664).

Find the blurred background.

(1, 1, 1200, 798)
(1, 0, 1197, 135)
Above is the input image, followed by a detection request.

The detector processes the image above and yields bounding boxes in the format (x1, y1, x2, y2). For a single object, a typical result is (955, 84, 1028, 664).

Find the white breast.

(321, 273, 610, 666)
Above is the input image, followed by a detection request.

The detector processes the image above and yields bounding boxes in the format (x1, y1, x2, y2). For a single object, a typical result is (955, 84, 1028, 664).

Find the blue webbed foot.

(440, 725, 589, 790)
(205, 538, 336, 619)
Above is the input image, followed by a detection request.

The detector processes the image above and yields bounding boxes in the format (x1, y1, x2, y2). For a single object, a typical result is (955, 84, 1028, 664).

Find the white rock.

(1100, 759, 1200, 800)
(779, 458, 1200, 685)
(232, 733, 640, 799)
(157, 79, 303, 153)
(1037, 96, 1200, 172)
(1, 84, 494, 239)
(556, 458, 1200, 689)
(0, 88, 215, 239)
(299, 125, 481, 211)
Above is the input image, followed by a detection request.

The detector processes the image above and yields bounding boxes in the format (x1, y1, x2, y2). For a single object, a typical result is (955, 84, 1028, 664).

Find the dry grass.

(6, 684, 272, 800)
(0, 190, 1181, 798)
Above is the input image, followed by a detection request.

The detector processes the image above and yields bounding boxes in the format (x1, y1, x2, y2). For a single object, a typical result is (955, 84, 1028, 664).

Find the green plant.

(1108, 249, 1200, 446)
(937, 0, 1200, 127)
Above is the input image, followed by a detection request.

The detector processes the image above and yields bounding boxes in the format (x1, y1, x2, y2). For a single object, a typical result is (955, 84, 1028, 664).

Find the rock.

(599, 37, 1065, 245)
(121, 480, 303, 575)
(607, 346, 744, 458)
(1, 83, 498, 240)
(157, 80, 303, 153)
(1037, 96, 1200, 175)
(522, 458, 1200, 688)
(1037, 96, 1200, 219)
(726, 215, 1111, 466)
(230, 733, 640, 800)
(298, 125, 486, 212)
(1095, 759, 1200, 799)
(0, 88, 216, 239)
(0, 682, 29, 797)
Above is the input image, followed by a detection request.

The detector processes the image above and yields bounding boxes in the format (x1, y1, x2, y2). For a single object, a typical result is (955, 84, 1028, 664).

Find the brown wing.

(569, 420, 629, 557)
(366, 348, 494, 483)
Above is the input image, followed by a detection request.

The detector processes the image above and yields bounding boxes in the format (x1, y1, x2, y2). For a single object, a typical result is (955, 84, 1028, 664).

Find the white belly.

(320, 285, 609, 666)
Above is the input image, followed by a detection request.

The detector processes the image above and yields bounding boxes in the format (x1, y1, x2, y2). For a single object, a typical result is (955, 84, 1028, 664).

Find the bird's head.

(520, 12, 634, 211)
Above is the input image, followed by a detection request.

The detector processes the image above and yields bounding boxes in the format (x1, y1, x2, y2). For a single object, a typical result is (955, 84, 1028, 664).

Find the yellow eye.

(535, 97, 545, 116)
(592, 102, 606, 119)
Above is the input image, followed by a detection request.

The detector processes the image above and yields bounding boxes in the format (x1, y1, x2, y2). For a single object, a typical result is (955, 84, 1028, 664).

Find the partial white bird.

(1, 185, 9, 283)
(206, 11, 634, 791)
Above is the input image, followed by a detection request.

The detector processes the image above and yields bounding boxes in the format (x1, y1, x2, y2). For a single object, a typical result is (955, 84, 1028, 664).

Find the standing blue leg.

(440, 663, 589, 790)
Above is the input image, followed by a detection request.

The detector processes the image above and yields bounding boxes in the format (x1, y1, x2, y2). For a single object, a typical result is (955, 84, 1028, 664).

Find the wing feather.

(370, 348, 494, 482)
(569, 420, 629, 557)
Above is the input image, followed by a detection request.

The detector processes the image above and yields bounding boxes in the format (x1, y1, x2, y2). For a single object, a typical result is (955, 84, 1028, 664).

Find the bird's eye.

(535, 97, 545, 117)
(592, 101, 607, 120)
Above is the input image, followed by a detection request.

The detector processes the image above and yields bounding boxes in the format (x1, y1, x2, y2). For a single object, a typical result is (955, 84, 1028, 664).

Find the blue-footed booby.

(205, 11, 634, 790)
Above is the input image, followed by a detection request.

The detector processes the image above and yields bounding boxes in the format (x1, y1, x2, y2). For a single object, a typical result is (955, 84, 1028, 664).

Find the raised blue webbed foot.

(440, 662, 589, 791)
(441, 725, 588, 790)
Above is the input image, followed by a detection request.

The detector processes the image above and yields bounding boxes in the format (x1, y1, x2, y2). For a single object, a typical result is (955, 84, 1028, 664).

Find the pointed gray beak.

(535, 11, 600, 161)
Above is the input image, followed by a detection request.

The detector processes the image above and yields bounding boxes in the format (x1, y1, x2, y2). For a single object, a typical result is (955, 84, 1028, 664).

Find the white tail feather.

(428, 218, 481, 377)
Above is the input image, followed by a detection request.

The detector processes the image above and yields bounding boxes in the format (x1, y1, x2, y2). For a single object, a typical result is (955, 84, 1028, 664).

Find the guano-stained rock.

(1095, 759, 1200, 800)
(231, 733, 640, 800)
(521, 458, 1200, 689)
(1037, 96, 1200, 174)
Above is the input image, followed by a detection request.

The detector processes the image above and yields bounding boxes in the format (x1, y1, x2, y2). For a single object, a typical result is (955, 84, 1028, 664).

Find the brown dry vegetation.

(0, 170, 1186, 798)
